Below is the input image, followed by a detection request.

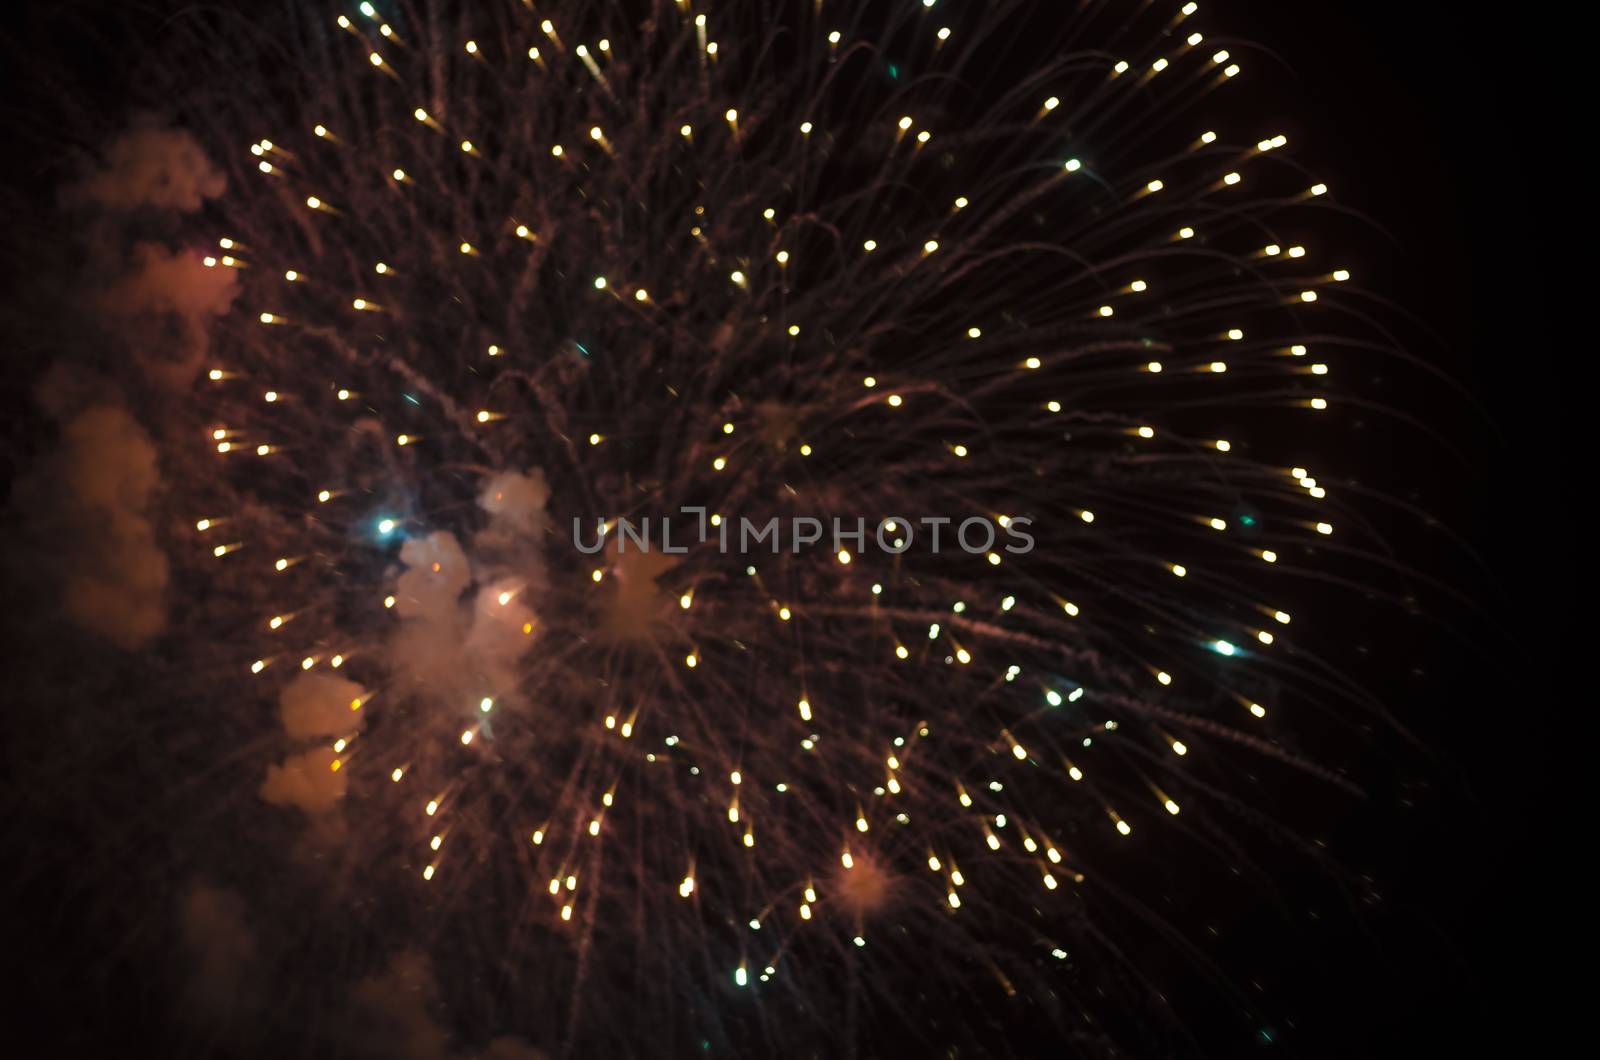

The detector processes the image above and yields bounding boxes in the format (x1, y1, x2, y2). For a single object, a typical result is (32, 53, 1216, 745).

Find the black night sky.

(0, 1, 1572, 1057)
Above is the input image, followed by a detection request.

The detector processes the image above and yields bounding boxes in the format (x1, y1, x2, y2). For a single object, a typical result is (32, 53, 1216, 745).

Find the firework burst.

(143, 0, 1398, 1053)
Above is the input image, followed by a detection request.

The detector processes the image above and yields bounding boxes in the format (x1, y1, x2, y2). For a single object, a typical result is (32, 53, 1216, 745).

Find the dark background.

(1226, 1, 1571, 1055)
(0, 1, 1572, 1056)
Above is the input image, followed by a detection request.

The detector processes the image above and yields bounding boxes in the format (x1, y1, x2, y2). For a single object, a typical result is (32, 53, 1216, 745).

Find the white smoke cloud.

(476, 468, 552, 541)
(94, 240, 239, 388)
(260, 672, 370, 815)
(347, 952, 546, 1060)
(382, 471, 550, 709)
(279, 671, 370, 741)
(70, 116, 239, 389)
(259, 746, 346, 815)
(395, 531, 473, 620)
(348, 951, 453, 1060)
(11, 118, 236, 649)
(68, 117, 227, 212)
(178, 883, 258, 1023)
(12, 392, 170, 649)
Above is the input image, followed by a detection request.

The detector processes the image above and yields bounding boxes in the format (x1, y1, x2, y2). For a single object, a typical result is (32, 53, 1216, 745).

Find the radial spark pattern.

(182, 0, 1380, 1052)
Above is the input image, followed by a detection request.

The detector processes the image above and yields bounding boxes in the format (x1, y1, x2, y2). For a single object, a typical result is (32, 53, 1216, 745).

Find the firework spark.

(132, 0, 1399, 1052)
